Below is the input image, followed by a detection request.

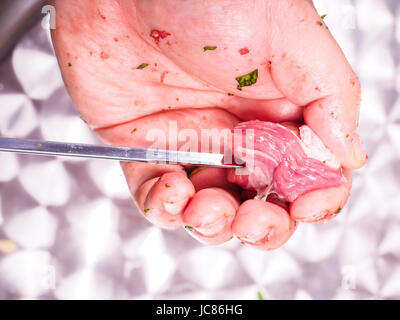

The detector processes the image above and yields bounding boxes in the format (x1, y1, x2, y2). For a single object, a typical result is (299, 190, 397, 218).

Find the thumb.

(303, 89, 366, 170)
(269, 0, 366, 169)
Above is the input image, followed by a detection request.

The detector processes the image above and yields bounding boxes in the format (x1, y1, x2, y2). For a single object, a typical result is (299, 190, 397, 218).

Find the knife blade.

(0, 137, 242, 169)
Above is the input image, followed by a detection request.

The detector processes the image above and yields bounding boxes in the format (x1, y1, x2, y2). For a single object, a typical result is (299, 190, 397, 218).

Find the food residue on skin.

(228, 93, 234, 96)
(235, 69, 259, 91)
(203, 46, 217, 51)
(137, 63, 149, 69)
(100, 52, 109, 60)
(131, 128, 137, 134)
(165, 184, 171, 188)
(185, 226, 194, 231)
(98, 9, 106, 21)
(150, 29, 171, 44)
(160, 71, 168, 83)
(239, 47, 250, 55)
(36, 143, 42, 147)
(176, 98, 179, 101)
(144, 208, 150, 213)
(346, 134, 350, 138)
(336, 207, 342, 214)
(266, 60, 272, 72)
(68, 63, 72, 67)
(257, 291, 265, 300)
(321, 14, 327, 20)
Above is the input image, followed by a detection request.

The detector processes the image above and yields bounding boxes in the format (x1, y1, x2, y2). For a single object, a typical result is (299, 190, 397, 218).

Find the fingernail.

(351, 132, 367, 164)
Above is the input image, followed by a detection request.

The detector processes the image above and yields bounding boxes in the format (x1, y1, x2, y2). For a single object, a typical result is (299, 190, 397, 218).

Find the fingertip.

(141, 171, 195, 229)
(290, 183, 350, 223)
(182, 188, 239, 245)
(232, 199, 295, 251)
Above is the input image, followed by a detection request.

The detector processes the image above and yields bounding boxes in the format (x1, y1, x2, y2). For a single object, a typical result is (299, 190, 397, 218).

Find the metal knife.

(0, 137, 242, 169)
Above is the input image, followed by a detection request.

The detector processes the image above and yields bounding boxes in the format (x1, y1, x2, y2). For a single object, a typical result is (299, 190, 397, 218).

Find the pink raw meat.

(227, 121, 345, 202)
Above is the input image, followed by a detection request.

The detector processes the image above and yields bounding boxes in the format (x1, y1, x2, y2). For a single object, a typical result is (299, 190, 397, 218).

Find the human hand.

(51, 0, 366, 250)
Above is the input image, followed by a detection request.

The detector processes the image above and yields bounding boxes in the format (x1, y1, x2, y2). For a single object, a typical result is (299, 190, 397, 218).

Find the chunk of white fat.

(298, 125, 341, 170)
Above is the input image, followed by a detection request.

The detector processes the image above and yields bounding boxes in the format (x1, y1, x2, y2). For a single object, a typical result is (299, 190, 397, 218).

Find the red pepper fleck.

(150, 29, 171, 44)
(160, 71, 168, 83)
(239, 47, 250, 55)
(100, 52, 109, 60)
(315, 87, 321, 92)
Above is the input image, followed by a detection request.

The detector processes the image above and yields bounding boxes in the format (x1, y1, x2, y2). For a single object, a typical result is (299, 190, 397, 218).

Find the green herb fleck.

(319, 22, 323, 26)
(235, 69, 258, 91)
(143, 208, 150, 213)
(257, 291, 265, 300)
(137, 63, 149, 69)
(321, 14, 327, 20)
(68, 63, 72, 67)
(336, 207, 342, 214)
(131, 128, 137, 134)
(203, 46, 217, 52)
(165, 183, 171, 188)
(185, 226, 194, 232)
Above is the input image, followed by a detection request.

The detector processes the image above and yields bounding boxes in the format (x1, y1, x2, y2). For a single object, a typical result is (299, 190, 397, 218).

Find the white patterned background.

(0, 0, 399, 300)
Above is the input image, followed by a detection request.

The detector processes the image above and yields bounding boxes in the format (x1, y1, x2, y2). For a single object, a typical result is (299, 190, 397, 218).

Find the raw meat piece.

(228, 121, 345, 202)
